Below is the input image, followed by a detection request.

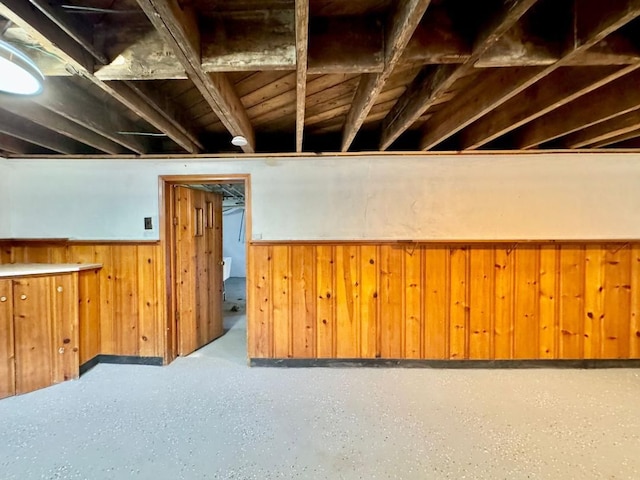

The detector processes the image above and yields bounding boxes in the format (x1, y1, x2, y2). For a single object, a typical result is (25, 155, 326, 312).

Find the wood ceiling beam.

(517, 68, 640, 149)
(417, 0, 640, 151)
(308, 16, 384, 74)
(0, 1, 93, 71)
(602, 133, 640, 148)
(33, 77, 150, 154)
(120, 81, 203, 150)
(0, 108, 92, 154)
(0, 133, 52, 155)
(340, 0, 432, 152)
(380, 0, 538, 151)
(474, 22, 558, 68)
(295, 0, 309, 152)
(26, 0, 108, 64)
(458, 65, 635, 150)
(0, 1, 201, 154)
(82, 15, 640, 80)
(0, 100, 128, 155)
(137, 0, 255, 153)
(202, 10, 295, 72)
(564, 109, 640, 148)
(98, 80, 202, 153)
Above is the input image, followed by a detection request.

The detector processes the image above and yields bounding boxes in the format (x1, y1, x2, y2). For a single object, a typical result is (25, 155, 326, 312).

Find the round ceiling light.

(231, 135, 248, 147)
(0, 40, 45, 96)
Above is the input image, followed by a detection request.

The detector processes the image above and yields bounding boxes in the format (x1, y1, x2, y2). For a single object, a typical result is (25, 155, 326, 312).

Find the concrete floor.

(1, 278, 640, 479)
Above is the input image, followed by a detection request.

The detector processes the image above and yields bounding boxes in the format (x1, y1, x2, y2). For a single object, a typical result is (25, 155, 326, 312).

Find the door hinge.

(175, 310, 180, 323)
(173, 216, 178, 226)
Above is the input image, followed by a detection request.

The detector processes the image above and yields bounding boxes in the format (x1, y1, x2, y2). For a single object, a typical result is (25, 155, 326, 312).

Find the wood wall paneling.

(248, 242, 640, 361)
(272, 245, 292, 358)
(290, 245, 316, 358)
(4, 240, 640, 365)
(631, 246, 640, 358)
(248, 245, 272, 358)
(359, 245, 379, 358)
(424, 248, 448, 359)
(316, 245, 335, 358)
(335, 245, 360, 358)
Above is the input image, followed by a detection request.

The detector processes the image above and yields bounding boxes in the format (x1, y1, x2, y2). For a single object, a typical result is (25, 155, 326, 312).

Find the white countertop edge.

(0, 263, 103, 278)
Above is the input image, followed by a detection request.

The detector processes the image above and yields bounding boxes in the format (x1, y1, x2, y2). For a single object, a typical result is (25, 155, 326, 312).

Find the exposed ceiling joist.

(136, 0, 255, 153)
(340, 0, 432, 152)
(34, 77, 149, 154)
(590, 128, 640, 149)
(1, 1, 640, 157)
(417, 0, 640, 151)
(380, 0, 539, 151)
(564, 109, 640, 148)
(0, 107, 93, 154)
(38, 13, 636, 82)
(458, 65, 635, 150)
(295, 0, 309, 152)
(0, 0, 201, 154)
(0, 1, 93, 70)
(518, 68, 640, 148)
(26, 0, 108, 64)
(0, 132, 52, 155)
(0, 100, 128, 155)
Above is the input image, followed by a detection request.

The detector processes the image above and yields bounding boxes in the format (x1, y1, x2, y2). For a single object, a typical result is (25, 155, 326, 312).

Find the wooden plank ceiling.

(1, 0, 640, 157)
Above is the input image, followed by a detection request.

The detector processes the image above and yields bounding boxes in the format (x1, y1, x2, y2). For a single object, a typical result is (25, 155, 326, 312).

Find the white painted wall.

(5, 153, 640, 240)
(0, 159, 11, 238)
(223, 208, 246, 277)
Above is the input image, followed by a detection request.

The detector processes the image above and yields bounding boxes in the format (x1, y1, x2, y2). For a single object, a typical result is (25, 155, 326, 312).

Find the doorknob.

(20, 294, 27, 300)
(0, 296, 6, 302)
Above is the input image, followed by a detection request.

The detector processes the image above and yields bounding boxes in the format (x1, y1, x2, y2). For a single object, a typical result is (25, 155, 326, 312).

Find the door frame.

(159, 174, 251, 364)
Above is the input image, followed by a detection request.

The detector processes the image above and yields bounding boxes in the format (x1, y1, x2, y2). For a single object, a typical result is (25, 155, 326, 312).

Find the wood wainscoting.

(248, 242, 640, 361)
(3, 240, 640, 365)
(0, 242, 165, 362)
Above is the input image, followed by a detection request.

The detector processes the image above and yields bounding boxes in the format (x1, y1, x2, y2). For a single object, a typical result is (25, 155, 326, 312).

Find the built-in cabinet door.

(0, 279, 15, 399)
(50, 273, 79, 384)
(175, 186, 224, 355)
(13, 277, 53, 395)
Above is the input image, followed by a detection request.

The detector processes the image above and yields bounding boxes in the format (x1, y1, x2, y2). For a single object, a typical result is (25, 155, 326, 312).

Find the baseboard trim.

(79, 356, 100, 375)
(80, 355, 164, 375)
(249, 358, 640, 369)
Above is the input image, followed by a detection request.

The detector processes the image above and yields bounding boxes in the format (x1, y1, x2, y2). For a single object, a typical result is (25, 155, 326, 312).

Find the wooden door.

(174, 186, 224, 355)
(0, 279, 15, 399)
(13, 276, 53, 395)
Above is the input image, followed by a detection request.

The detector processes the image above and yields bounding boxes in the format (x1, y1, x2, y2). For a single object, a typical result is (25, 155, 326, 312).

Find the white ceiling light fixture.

(231, 135, 248, 147)
(0, 40, 45, 96)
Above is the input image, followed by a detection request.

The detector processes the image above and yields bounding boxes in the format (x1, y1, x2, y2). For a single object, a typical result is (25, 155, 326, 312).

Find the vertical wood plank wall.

(0, 242, 165, 361)
(248, 243, 640, 361)
(3, 241, 640, 364)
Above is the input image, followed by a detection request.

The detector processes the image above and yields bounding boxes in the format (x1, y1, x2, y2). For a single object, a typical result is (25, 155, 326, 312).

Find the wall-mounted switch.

(144, 217, 153, 230)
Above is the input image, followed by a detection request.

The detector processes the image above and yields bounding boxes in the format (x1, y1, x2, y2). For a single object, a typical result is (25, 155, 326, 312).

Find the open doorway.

(160, 175, 250, 364)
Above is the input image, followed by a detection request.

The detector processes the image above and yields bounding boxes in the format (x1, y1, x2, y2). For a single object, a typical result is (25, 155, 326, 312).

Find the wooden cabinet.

(0, 279, 15, 398)
(0, 273, 80, 399)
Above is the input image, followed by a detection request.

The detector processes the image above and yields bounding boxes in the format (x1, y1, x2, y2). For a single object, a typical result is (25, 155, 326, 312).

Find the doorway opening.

(160, 175, 250, 364)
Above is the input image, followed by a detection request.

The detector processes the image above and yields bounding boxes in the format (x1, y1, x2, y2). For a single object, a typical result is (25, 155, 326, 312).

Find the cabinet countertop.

(0, 263, 103, 278)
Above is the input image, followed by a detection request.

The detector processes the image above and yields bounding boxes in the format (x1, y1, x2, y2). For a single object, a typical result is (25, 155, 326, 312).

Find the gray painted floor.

(1, 278, 640, 479)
